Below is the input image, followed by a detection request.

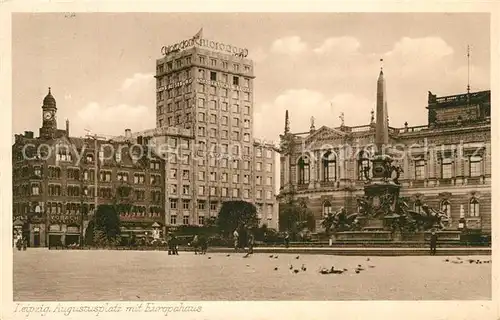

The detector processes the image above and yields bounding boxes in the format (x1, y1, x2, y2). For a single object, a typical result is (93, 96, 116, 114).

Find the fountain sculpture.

(328, 66, 451, 242)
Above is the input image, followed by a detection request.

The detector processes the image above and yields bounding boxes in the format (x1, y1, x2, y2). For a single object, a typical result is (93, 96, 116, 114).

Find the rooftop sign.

(161, 37, 249, 58)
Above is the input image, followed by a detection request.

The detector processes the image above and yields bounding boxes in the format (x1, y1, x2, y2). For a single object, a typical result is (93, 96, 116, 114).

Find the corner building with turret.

(279, 69, 491, 237)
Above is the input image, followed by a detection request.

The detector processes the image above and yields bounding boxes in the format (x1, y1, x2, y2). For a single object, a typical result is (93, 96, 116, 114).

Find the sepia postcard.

(1, 1, 499, 320)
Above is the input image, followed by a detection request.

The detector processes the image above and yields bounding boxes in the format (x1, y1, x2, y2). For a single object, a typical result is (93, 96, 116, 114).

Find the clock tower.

(39, 87, 57, 139)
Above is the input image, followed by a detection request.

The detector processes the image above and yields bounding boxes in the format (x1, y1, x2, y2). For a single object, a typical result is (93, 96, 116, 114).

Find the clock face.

(44, 111, 52, 120)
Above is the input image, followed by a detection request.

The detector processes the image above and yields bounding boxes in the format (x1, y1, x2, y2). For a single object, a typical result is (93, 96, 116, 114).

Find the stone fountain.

(329, 66, 457, 244)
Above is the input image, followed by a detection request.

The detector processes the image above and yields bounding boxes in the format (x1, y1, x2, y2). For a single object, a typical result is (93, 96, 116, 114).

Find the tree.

(279, 194, 315, 238)
(93, 204, 121, 247)
(216, 201, 258, 237)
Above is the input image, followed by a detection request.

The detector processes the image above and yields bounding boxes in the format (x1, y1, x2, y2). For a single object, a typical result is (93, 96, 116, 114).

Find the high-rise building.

(151, 33, 279, 229)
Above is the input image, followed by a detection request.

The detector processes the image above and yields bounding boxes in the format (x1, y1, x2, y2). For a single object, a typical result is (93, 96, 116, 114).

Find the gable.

(305, 126, 348, 145)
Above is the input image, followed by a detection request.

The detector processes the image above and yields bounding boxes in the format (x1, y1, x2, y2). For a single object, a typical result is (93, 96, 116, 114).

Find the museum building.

(279, 70, 491, 235)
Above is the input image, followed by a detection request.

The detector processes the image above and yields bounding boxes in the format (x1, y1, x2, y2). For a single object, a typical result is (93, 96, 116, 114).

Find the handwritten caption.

(14, 302, 203, 317)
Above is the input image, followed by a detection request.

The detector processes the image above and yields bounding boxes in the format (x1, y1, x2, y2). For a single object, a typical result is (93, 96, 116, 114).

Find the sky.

(12, 13, 490, 144)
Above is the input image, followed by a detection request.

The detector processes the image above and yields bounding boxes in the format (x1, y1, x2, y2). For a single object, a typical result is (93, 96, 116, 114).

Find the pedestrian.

(192, 235, 199, 255)
(284, 232, 290, 248)
(247, 232, 255, 254)
(22, 237, 27, 251)
(233, 229, 239, 252)
(430, 229, 438, 255)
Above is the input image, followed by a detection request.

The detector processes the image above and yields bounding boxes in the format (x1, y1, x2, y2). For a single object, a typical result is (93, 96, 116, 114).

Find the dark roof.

(43, 87, 56, 108)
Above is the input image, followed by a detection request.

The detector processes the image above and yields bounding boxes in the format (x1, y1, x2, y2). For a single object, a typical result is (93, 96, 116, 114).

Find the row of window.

(168, 185, 274, 199)
(156, 55, 251, 74)
(296, 153, 485, 184)
(156, 83, 251, 102)
(198, 69, 251, 87)
(167, 154, 272, 172)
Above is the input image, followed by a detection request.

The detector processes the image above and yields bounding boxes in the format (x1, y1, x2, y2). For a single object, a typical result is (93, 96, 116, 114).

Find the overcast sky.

(12, 13, 490, 143)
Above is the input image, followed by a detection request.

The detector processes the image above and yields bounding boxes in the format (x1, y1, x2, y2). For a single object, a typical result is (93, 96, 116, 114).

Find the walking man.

(247, 232, 255, 254)
(284, 232, 290, 248)
(233, 229, 239, 252)
(430, 229, 438, 255)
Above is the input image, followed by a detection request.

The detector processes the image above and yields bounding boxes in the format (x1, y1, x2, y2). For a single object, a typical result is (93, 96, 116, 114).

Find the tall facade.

(12, 90, 166, 247)
(151, 35, 278, 229)
(279, 70, 491, 235)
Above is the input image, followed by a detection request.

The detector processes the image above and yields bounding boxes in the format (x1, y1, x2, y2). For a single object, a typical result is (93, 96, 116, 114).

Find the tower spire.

(284, 110, 290, 134)
(467, 45, 471, 95)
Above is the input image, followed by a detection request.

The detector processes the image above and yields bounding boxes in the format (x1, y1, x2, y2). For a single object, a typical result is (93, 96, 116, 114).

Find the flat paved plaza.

(13, 249, 491, 301)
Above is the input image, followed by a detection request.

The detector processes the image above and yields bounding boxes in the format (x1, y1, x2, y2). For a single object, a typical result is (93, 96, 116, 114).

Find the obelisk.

(375, 65, 389, 154)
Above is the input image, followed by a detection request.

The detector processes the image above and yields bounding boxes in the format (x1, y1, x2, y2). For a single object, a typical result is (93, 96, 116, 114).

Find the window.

(182, 170, 190, 180)
(221, 88, 228, 97)
(183, 216, 190, 225)
(198, 200, 206, 210)
(198, 186, 205, 196)
(222, 62, 228, 70)
(298, 157, 310, 184)
(182, 185, 190, 195)
(232, 91, 239, 100)
(243, 189, 249, 198)
(243, 93, 250, 102)
(170, 185, 177, 194)
(233, 146, 240, 156)
(469, 156, 483, 177)
(31, 184, 40, 196)
(210, 115, 217, 125)
(198, 157, 205, 166)
(198, 171, 205, 181)
(323, 201, 333, 217)
(244, 160, 250, 170)
(210, 187, 216, 196)
(440, 158, 452, 179)
(244, 78, 250, 87)
(222, 116, 228, 125)
(233, 76, 239, 86)
(198, 112, 206, 122)
(256, 176, 262, 185)
(232, 118, 239, 127)
(357, 151, 371, 180)
(469, 198, 480, 217)
(168, 117, 173, 126)
(256, 148, 262, 157)
(183, 200, 190, 210)
(266, 163, 272, 172)
(210, 128, 217, 138)
(266, 191, 272, 199)
(169, 154, 177, 164)
(233, 159, 239, 169)
(221, 172, 228, 182)
(209, 86, 216, 95)
(232, 188, 239, 197)
(243, 133, 250, 142)
(198, 216, 205, 225)
(209, 100, 216, 110)
(322, 151, 337, 182)
(210, 172, 217, 181)
(232, 174, 239, 183)
(182, 155, 190, 165)
(210, 202, 217, 211)
(243, 174, 249, 184)
(198, 84, 205, 93)
(232, 104, 239, 113)
(209, 156, 216, 167)
(233, 64, 240, 72)
(415, 159, 426, 180)
(198, 127, 205, 137)
(232, 131, 240, 140)
(440, 200, 451, 217)
(210, 71, 217, 81)
(221, 158, 228, 168)
(221, 188, 228, 197)
(256, 190, 262, 199)
(266, 177, 272, 185)
(198, 98, 205, 108)
(170, 199, 178, 209)
(170, 215, 177, 225)
(221, 102, 228, 111)
(221, 130, 228, 139)
(256, 162, 262, 171)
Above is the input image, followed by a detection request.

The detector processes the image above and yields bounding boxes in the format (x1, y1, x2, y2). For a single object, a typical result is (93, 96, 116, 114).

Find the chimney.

(137, 136, 143, 145)
(66, 119, 70, 136)
(24, 131, 34, 139)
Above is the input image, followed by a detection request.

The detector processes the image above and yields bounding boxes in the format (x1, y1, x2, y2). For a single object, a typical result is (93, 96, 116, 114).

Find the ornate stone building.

(279, 72, 491, 236)
(12, 89, 166, 247)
